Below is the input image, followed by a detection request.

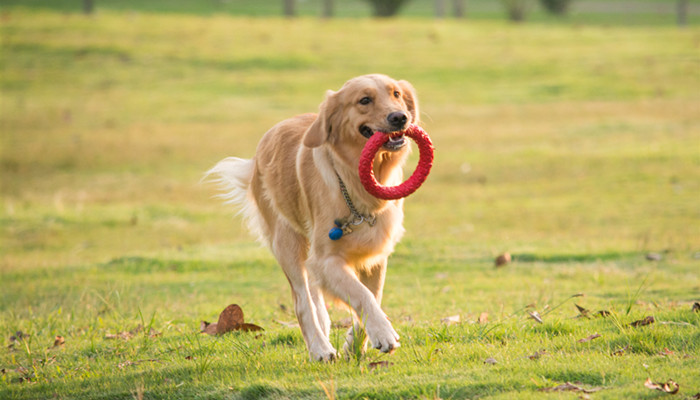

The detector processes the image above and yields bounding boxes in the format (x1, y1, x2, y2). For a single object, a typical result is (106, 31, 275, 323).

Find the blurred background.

(1, 0, 698, 268)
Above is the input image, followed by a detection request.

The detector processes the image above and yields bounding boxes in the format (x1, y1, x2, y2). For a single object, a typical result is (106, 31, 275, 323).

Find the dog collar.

(328, 173, 376, 241)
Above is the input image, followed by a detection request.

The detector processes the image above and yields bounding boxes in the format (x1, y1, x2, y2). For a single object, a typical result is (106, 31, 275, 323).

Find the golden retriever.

(207, 74, 419, 361)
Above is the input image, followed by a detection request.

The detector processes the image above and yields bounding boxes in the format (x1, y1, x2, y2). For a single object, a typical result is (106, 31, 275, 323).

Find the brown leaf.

(528, 311, 543, 324)
(200, 320, 218, 336)
(577, 333, 601, 343)
(368, 361, 392, 371)
(528, 349, 547, 360)
(631, 316, 655, 327)
(201, 304, 264, 335)
(51, 336, 65, 348)
(575, 304, 591, 318)
(692, 302, 700, 313)
(611, 345, 629, 356)
(595, 310, 611, 318)
(657, 348, 674, 357)
(478, 312, 489, 324)
(239, 323, 264, 332)
(216, 304, 245, 334)
(539, 382, 603, 394)
(495, 252, 511, 267)
(644, 378, 679, 394)
(484, 357, 497, 365)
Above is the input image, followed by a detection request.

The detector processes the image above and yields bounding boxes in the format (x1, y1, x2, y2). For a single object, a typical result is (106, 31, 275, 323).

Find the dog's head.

(303, 74, 419, 159)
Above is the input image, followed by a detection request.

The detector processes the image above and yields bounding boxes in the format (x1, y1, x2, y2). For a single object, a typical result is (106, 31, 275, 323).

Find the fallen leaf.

(631, 316, 655, 327)
(577, 333, 601, 343)
(539, 382, 603, 394)
(528, 349, 547, 360)
(689, 392, 700, 399)
(51, 336, 65, 348)
(441, 315, 460, 325)
(644, 378, 679, 394)
(575, 304, 591, 318)
(495, 252, 511, 267)
(9, 331, 30, 342)
(528, 311, 543, 324)
(216, 304, 245, 334)
(657, 348, 674, 357)
(478, 312, 489, 324)
(201, 304, 264, 336)
(184, 355, 194, 360)
(200, 320, 217, 335)
(595, 310, 611, 318)
(693, 302, 700, 313)
(611, 345, 629, 356)
(368, 361, 392, 371)
(646, 253, 663, 261)
(484, 357, 497, 365)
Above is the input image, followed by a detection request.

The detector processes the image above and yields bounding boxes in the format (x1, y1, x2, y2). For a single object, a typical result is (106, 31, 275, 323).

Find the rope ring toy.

(359, 124, 434, 200)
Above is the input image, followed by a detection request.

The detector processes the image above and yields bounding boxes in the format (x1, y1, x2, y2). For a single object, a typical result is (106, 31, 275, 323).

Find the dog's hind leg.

(273, 223, 336, 361)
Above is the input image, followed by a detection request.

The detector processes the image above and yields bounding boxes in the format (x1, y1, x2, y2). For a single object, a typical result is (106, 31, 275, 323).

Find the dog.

(207, 74, 419, 361)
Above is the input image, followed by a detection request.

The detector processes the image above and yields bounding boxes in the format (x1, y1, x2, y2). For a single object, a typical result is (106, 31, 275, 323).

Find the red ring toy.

(359, 124, 434, 200)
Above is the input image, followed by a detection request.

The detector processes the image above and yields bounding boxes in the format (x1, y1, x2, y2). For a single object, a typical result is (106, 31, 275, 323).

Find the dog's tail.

(204, 157, 268, 245)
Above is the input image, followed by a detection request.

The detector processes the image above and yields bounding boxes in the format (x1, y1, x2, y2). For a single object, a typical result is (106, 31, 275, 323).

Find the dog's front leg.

(316, 256, 399, 353)
(343, 259, 387, 356)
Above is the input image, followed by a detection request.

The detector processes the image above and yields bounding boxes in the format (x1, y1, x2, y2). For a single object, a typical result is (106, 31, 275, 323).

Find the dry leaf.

(631, 316, 655, 327)
(201, 304, 264, 336)
(595, 310, 611, 318)
(368, 361, 392, 371)
(441, 315, 460, 325)
(644, 378, 679, 394)
(692, 302, 699, 313)
(51, 336, 65, 348)
(611, 345, 629, 356)
(528, 311, 543, 324)
(539, 382, 603, 394)
(528, 349, 547, 360)
(575, 304, 591, 318)
(495, 252, 511, 267)
(577, 333, 601, 343)
(478, 312, 489, 324)
(657, 348, 674, 357)
(646, 253, 663, 261)
(216, 304, 245, 334)
(484, 357, 497, 365)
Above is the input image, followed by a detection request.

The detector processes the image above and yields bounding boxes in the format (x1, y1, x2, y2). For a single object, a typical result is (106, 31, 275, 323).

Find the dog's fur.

(207, 74, 419, 361)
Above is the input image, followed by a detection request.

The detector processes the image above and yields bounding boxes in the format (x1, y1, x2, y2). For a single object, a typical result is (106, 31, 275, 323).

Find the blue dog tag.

(329, 227, 343, 241)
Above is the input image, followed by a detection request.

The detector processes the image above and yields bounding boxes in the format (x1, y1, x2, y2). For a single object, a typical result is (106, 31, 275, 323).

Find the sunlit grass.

(1, 7, 699, 399)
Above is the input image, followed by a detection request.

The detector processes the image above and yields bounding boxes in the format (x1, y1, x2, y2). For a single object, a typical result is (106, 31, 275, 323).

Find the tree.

(322, 0, 334, 18)
(501, 0, 530, 22)
(539, 0, 573, 15)
(283, 0, 295, 17)
(364, 0, 412, 17)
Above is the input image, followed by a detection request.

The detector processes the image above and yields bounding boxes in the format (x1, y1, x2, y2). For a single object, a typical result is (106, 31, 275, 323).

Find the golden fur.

(207, 74, 419, 361)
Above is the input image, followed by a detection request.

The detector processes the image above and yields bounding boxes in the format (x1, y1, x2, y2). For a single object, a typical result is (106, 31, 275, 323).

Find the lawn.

(1, 3, 699, 399)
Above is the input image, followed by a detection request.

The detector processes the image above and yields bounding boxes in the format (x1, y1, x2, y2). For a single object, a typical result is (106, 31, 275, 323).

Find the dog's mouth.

(359, 125, 407, 152)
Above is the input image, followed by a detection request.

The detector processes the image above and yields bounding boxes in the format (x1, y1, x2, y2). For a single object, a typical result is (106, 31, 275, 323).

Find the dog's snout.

(387, 111, 408, 130)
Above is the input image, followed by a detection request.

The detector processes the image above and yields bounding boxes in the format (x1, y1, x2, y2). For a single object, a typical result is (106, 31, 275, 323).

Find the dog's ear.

(304, 90, 341, 148)
(398, 80, 420, 125)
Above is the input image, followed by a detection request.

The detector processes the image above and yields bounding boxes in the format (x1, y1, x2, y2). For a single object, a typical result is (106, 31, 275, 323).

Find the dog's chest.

(336, 207, 405, 265)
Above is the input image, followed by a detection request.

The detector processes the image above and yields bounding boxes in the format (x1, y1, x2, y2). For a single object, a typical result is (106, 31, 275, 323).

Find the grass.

(1, 4, 700, 399)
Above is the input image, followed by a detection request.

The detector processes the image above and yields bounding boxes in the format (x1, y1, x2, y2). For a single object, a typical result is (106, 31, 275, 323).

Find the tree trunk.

(452, 0, 465, 18)
(322, 0, 333, 18)
(677, 0, 688, 27)
(435, 0, 445, 18)
(83, 0, 94, 15)
(283, 0, 295, 17)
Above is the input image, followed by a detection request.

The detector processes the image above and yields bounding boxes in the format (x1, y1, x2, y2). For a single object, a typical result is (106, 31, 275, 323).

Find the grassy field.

(1, 4, 700, 400)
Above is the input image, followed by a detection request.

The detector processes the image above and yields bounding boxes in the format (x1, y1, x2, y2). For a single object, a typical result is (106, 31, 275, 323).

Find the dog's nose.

(387, 111, 408, 129)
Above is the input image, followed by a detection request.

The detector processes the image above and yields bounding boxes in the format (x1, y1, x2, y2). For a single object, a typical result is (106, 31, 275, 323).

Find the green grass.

(1, 5, 700, 399)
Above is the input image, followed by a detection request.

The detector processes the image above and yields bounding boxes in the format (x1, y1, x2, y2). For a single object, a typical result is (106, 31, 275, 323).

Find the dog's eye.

(359, 97, 372, 105)
(393, 91, 400, 98)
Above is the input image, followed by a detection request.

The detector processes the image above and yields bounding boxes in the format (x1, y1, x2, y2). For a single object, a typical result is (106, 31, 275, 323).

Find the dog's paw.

(366, 320, 400, 353)
(309, 343, 337, 362)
